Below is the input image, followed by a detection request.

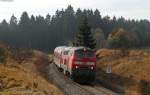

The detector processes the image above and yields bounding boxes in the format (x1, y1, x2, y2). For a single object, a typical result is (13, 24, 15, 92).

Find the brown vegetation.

(0, 64, 62, 95)
(0, 44, 63, 95)
(96, 49, 150, 95)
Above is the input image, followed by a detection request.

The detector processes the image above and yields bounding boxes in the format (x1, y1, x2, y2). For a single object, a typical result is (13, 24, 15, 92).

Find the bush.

(11, 48, 33, 63)
(0, 47, 7, 63)
(107, 28, 130, 56)
(139, 80, 150, 95)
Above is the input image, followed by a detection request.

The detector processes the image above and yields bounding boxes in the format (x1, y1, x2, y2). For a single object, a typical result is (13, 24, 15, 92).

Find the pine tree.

(45, 14, 51, 25)
(74, 17, 96, 49)
(19, 12, 30, 32)
(1, 20, 9, 31)
(9, 14, 18, 32)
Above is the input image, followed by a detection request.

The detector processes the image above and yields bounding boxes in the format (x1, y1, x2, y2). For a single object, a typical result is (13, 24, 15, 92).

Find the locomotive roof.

(70, 46, 91, 51)
(54, 46, 67, 52)
(54, 46, 92, 53)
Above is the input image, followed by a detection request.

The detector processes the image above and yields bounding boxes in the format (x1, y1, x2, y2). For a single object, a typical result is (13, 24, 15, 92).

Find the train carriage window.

(64, 50, 69, 55)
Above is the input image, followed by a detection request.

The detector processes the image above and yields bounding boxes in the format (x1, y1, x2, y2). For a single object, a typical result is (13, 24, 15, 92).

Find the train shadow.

(96, 70, 150, 95)
(96, 69, 137, 94)
(78, 82, 95, 86)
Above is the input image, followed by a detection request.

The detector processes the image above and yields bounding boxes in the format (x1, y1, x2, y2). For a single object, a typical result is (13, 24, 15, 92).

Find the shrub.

(0, 47, 7, 63)
(107, 28, 130, 56)
(139, 80, 150, 95)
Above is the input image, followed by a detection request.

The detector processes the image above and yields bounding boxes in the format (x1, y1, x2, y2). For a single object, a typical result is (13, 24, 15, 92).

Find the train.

(53, 46, 96, 83)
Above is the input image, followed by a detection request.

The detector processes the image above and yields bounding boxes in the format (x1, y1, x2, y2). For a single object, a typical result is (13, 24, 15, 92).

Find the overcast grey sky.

(0, 0, 150, 22)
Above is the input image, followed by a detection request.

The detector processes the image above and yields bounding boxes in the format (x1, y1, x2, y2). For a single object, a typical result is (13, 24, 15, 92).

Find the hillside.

(0, 46, 63, 95)
(96, 49, 150, 95)
(0, 64, 62, 95)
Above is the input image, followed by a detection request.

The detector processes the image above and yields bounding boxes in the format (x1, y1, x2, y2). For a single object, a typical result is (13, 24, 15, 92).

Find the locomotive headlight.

(91, 67, 94, 69)
(75, 66, 79, 69)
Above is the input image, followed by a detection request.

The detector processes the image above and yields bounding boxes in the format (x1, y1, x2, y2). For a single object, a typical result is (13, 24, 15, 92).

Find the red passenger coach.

(54, 46, 96, 83)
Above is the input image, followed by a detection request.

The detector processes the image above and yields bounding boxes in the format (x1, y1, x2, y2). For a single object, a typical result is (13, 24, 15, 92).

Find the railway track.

(48, 62, 120, 95)
(34, 51, 122, 95)
(80, 84, 120, 95)
(48, 63, 92, 95)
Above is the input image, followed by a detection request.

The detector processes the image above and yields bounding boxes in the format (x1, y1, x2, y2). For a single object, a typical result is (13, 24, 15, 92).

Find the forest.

(0, 5, 150, 52)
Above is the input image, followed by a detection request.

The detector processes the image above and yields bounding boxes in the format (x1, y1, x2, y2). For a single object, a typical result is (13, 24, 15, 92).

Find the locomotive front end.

(71, 48, 96, 83)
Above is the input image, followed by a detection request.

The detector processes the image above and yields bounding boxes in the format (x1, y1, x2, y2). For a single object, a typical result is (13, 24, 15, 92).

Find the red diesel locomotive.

(54, 46, 96, 83)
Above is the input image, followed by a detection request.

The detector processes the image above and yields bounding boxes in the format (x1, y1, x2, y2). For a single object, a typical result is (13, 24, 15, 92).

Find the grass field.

(0, 63, 63, 95)
(0, 46, 63, 95)
(96, 49, 150, 95)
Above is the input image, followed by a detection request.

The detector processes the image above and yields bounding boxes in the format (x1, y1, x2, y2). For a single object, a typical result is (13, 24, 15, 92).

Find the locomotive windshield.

(75, 49, 95, 58)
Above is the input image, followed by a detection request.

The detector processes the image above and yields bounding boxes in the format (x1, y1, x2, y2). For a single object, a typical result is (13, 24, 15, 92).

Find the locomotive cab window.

(75, 49, 95, 58)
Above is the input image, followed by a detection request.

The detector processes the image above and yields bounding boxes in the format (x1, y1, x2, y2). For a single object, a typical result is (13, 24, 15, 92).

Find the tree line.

(0, 5, 150, 52)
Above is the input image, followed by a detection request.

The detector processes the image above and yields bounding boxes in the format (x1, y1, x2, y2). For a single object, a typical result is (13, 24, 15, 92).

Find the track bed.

(47, 63, 120, 95)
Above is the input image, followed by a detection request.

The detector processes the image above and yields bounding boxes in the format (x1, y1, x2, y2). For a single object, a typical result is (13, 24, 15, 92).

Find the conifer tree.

(74, 17, 96, 49)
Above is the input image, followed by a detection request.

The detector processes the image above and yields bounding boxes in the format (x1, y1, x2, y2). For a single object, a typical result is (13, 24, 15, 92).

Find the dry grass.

(96, 49, 150, 95)
(0, 45, 63, 95)
(0, 63, 63, 95)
